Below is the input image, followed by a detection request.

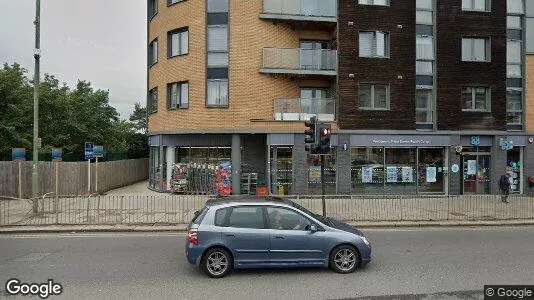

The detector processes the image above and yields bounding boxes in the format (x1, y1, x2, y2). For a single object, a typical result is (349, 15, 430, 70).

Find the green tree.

(129, 102, 147, 134)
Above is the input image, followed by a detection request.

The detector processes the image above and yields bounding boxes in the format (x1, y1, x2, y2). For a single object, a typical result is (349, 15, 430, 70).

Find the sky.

(0, 0, 147, 119)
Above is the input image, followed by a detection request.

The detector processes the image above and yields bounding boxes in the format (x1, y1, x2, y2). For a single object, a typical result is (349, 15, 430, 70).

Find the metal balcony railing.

(263, 0, 337, 18)
(262, 48, 337, 72)
(274, 98, 335, 121)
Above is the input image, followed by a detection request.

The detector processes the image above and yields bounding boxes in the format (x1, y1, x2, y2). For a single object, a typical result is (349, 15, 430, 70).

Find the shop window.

(270, 146, 293, 195)
(418, 148, 445, 193)
(351, 147, 385, 194)
(384, 148, 417, 194)
(308, 152, 337, 195)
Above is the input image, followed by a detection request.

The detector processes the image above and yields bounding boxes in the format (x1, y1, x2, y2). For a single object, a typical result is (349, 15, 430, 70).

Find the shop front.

(347, 135, 450, 195)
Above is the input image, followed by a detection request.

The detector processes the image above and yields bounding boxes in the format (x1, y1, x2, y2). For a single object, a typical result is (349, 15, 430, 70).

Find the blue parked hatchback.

(185, 196, 371, 278)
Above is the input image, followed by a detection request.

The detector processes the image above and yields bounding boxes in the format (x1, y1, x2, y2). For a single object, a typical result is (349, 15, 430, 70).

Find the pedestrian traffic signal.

(304, 116, 318, 153)
(318, 124, 331, 154)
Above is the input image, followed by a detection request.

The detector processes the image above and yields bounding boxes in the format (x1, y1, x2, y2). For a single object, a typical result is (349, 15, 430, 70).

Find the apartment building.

(147, 0, 534, 195)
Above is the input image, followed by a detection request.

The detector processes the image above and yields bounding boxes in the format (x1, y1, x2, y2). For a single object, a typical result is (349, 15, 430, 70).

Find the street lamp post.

(31, 0, 41, 212)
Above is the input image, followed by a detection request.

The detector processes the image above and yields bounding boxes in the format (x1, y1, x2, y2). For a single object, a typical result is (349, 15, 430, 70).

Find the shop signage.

(350, 135, 451, 147)
(451, 164, 460, 173)
(470, 136, 480, 146)
(499, 138, 513, 150)
(52, 148, 62, 161)
(12, 148, 26, 161)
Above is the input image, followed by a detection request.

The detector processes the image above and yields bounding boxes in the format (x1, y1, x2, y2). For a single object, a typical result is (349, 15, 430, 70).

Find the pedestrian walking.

(499, 167, 513, 203)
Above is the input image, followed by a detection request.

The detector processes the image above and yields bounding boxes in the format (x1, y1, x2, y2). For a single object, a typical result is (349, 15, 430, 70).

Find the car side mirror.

(309, 224, 318, 233)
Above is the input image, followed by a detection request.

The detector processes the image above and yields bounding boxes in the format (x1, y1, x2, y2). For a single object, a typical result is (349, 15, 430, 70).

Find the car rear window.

(214, 207, 230, 226)
(192, 206, 209, 224)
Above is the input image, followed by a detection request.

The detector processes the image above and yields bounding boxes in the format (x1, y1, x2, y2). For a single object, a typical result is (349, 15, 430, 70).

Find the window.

(507, 40, 522, 64)
(416, 0, 433, 10)
(208, 53, 229, 67)
(168, 28, 188, 57)
(462, 87, 490, 111)
(214, 207, 230, 226)
(527, 18, 534, 53)
(208, 26, 228, 51)
(462, 37, 490, 61)
(192, 207, 209, 224)
(267, 207, 312, 231)
(359, 31, 389, 58)
(168, 0, 184, 6)
(417, 11, 433, 24)
(507, 90, 523, 125)
(358, 84, 389, 110)
(148, 87, 158, 114)
(416, 61, 433, 75)
(227, 207, 265, 229)
(507, 0, 524, 14)
(208, 0, 229, 12)
(416, 88, 433, 124)
(148, 0, 157, 19)
(507, 16, 522, 28)
(207, 80, 228, 106)
(148, 39, 158, 66)
(358, 0, 389, 5)
(462, 0, 490, 11)
(167, 82, 189, 109)
(417, 37, 434, 60)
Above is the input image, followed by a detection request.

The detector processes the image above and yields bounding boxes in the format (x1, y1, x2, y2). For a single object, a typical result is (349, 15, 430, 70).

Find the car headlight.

(361, 236, 370, 246)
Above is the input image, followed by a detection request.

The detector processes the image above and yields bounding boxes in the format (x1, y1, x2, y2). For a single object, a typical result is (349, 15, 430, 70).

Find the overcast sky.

(0, 0, 147, 119)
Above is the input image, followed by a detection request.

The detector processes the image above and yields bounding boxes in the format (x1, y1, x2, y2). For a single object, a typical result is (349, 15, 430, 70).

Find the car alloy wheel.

(330, 245, 359, 274)
(202, 248, 232, 278)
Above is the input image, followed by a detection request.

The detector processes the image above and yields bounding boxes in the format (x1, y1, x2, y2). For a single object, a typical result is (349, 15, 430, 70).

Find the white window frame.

(462, 0, 491, 12)
(462, 37, 491, 62)
(359, 31, 390, 58)
(416, 87, 434, 124)
(358, 0, 390, 6)
(506, 88, 523, 125)
(461, 86, 491, 112)
(168, 82, 189, 109)
(358, 84, 390, 110)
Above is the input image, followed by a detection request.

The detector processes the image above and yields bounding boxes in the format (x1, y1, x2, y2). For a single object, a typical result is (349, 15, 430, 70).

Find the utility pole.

(32, 0, 41, 213)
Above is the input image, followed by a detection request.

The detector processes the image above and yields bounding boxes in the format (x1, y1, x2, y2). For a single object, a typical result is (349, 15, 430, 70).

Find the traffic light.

(318, 124, 331, 154)
(304, 116, 318, 153)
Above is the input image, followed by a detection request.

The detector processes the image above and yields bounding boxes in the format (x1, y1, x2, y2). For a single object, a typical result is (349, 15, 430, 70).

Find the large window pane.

(507, 40, 522, 63)
(376, 31, 387, 57)
(416, 11, 433, 24)
(507, 0, 524, 14)
(359, 32, 373, 57)
(207, 80, 228, 106)
(507, 16, 522, 28)
(180, 31, 188, 54)
(507, 90, 522, 110)
(474, 88, 488, 110)
(473, 38, 488, 61)
(208, 27, 228, 51)
(385, 148, 417, 194)
(207, 0, 228, 12)
(417, 37, 434, 60)
(416, 61, 433, 74)
(473, 0, 487, 10)
(208, 53, 229, 67)
(416, 0, 433, 10)
(374, 85, 388, 109)
(462, 38, 489, 61)
(507, 64, 522, 77)
(228, 207, 265, 229)
(181, 83, 188, 108)
(351, 147, 385, 194)
(358, 84, 372, 108)
(462, 87, 473, 110)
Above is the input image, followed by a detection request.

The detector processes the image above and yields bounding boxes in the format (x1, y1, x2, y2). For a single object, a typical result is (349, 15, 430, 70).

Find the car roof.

(204, 195, 293, 207)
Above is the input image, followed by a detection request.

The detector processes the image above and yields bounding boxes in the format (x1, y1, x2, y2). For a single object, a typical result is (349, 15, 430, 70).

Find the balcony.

(260, 0, 337, 23)
(261, 48, 337, 76)
(274, 98, 335, 121)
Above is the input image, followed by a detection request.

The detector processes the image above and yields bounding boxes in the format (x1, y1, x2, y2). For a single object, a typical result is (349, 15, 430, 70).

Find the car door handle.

(225, 234, 235, 237)
(275, 236, 284, 239)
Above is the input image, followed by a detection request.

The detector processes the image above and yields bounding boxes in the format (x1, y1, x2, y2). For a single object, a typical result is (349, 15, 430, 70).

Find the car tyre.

(201, 248, 233, 278)
(329, 245, 360, 274)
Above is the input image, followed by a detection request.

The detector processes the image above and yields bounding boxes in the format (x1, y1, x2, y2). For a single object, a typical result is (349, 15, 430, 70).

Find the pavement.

(1, 227, 533, 299)
(2, 219, 534, 234)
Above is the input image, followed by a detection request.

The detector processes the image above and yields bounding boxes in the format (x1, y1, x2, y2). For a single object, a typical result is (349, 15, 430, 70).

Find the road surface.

(1, 227, 533, 299)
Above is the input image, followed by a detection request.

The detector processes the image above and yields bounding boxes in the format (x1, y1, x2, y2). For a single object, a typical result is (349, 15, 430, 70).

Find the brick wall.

(147, 0, 334, 134)
(526, 55, 534, 132)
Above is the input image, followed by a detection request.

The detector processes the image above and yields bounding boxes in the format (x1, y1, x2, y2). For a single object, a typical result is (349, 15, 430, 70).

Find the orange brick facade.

(526, 55, 534, 133)
(147, 0, 335, 134)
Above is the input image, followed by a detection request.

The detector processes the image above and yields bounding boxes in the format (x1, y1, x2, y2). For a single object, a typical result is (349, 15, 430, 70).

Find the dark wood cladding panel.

(338, 0, 416, 130)
(436, 0, 507, 131)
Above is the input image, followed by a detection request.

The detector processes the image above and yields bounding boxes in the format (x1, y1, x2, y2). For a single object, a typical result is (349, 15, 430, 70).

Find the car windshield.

(289, 200, 334, 227)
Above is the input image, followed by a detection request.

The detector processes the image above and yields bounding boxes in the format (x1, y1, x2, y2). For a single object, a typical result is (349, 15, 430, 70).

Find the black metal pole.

(321, 154, 326, 217)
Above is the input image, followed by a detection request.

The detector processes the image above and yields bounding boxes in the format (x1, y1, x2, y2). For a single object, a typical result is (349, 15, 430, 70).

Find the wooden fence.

(0, 158, 148, 198)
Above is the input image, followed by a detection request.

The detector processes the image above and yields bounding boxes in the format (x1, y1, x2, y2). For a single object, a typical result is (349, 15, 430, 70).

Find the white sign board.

(362, 166, 373, 183)
(426, 167, 437, 183)
(467, 160, 477, 175)
(401, 167, 413, 183)
(386, 167, 398, 183)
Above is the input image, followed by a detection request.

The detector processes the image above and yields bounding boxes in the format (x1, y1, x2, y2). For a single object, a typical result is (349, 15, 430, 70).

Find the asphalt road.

(0, 227, 533, 300)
